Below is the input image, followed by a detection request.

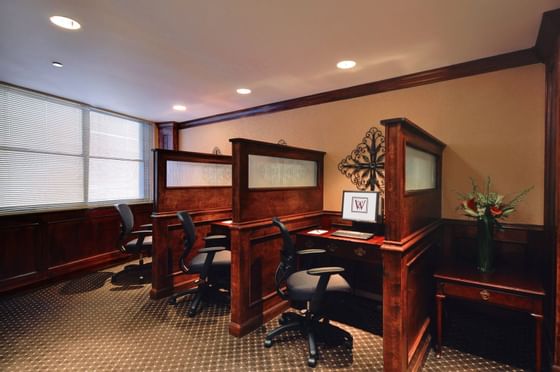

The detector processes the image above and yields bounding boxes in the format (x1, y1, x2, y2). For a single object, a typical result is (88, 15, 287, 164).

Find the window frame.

(0, 84, 154, 215)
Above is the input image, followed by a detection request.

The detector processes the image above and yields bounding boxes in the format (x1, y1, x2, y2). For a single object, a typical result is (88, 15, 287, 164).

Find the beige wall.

(180, 64, 545, 225)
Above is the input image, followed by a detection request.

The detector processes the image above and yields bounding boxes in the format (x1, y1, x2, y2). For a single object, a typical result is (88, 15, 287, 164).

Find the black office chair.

(167, 211, 231, 317)
(264, 217, 353, 367)
(113, 203, 152, 283)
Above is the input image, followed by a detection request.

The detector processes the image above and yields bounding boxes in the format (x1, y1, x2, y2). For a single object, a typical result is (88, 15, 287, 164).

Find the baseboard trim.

(230, 299, 289, 337)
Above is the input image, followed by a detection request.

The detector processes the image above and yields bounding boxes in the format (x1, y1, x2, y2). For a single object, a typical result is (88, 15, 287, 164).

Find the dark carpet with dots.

(0, 262, 533, 371)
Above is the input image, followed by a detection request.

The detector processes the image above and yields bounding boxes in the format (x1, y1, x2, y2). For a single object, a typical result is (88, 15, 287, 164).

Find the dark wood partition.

(227, 139, 325, 336)
(230, 138, 324, 222)
(0, 203, 152, 294)
(150, 149, 232, 299)
(536, 8, 560, 371)
(381, 118, 446, 371)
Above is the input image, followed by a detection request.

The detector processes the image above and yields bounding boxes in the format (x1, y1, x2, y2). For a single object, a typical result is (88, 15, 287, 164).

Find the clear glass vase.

(477, 218, 495, 273)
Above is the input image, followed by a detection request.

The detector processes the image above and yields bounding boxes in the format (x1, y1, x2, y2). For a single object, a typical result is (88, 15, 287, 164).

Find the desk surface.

(434, 263, 545, 297)
(298, 229, 384, 246)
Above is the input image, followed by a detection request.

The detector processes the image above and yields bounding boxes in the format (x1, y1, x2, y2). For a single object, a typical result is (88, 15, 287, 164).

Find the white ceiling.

(0, 0, 558, 123)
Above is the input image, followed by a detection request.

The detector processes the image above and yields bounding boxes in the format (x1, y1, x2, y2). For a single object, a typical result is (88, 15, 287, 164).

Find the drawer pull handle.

(354, 247, 366, 257)
(480, 290, 490, 301)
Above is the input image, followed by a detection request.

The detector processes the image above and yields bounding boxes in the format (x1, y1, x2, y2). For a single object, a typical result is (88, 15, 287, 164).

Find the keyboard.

(331, 229, 374, 240)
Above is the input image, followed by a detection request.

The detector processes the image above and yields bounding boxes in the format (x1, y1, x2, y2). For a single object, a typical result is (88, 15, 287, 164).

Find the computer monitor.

(341, 190, 380, 223)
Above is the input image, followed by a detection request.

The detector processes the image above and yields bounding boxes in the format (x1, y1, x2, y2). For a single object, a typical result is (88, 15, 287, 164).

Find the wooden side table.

(434, 264, 545, 371)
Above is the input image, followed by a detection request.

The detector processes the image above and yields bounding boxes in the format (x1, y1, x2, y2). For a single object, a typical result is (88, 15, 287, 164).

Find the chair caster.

(307, 357, 317, 367)
(264, 339, 273, 348)
(167, 297, 177, 306)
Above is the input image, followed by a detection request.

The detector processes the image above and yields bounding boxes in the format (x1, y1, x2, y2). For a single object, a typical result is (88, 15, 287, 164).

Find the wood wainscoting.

(150, 208, 232, 299)
(228, 212, 323, 337)
(0, 203, 152, 294)
(441, 219, 545, 271)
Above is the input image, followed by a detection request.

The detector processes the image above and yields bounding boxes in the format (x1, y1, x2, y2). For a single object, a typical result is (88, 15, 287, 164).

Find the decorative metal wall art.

(277, 139, 287, 145)
(338, 127, 385, 192)
(212, 146, 222, 155)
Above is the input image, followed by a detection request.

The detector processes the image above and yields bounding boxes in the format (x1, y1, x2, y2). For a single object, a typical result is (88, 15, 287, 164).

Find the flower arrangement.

(457, 177, 533, 227)
(457, 177, 532, 272)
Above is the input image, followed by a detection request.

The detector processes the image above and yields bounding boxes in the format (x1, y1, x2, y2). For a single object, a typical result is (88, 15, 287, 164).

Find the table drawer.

(300, 236, 380, 263)
(439, 281, 541, 314)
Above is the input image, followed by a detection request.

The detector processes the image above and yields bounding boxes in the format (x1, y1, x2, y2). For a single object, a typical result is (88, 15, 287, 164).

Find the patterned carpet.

(0, 262, 532, 371)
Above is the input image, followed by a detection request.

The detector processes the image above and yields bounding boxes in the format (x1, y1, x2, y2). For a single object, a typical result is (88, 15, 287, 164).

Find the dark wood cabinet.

(435, 264, 545, 371)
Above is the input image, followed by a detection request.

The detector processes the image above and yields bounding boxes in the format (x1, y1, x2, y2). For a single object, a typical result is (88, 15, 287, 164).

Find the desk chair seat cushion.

(287, 270, 351, 302)
(189, 250, 231, 273)
(124, 236, 152, 251)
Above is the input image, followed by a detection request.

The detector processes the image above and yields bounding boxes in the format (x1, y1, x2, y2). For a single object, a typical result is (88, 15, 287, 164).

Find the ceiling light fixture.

(336, 60, 356, 69)
(49, 16, 81, 30)
(173, 104, 187, 111)
(236, 88, 251, 95)
(52, 61, 64, 68)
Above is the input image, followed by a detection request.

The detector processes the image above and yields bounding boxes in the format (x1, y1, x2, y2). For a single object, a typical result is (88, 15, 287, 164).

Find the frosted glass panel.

(405, 146, 436, 191)
(166, 161, 232, 187)
(89, 158, 143, 201)
(248, 155, 317, 188)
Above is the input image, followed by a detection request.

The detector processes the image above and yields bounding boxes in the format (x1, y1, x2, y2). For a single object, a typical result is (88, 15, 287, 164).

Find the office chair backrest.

(115, 203, 134, 241)
(177, 211, 197, 272)
(272, 217, 297, 300)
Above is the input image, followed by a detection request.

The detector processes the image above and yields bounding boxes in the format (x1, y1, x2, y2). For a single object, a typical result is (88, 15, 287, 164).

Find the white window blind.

(0, 85, 153, 214)
(89, 111, 148, 202)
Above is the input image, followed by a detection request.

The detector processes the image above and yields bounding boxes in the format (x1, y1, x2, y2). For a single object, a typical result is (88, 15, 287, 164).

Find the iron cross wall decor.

(337, 127, 385, 192)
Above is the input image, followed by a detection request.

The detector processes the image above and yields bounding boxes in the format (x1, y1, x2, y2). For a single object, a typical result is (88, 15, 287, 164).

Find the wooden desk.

(434, 264, 545, 371)
(295, 229, 384, 299)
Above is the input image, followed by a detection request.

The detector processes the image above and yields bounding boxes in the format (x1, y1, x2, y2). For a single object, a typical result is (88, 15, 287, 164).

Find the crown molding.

(535, 9, 560, 63)
(177, 48, 539, 129)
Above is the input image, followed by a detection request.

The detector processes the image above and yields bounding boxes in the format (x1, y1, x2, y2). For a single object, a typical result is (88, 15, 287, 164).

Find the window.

(0, 85, 153, 214)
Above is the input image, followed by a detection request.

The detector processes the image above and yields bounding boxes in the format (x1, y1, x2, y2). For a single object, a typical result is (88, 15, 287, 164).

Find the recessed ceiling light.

(173, 104, 186, 111)
(336, 60, 356, 69)
(236, 88, 251, 95)
(52, 61, 64, 68)
(49, 16, 81, 30)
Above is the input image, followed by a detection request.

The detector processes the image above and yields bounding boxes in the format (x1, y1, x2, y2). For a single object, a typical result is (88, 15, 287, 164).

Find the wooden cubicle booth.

(224, 122, 445, 371)
(227, 138, 326, 336)
(153, 123, 444, 370)
(150, 149, 232, 299)
(381, 118, 446, 371)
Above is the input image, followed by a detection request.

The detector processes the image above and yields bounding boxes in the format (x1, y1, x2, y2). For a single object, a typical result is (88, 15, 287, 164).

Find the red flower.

(490, 206, 503, 217)
(466, 198, 476, 210)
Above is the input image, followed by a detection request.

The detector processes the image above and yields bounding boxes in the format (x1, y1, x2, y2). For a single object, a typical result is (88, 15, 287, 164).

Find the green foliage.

(456, 177, 533, 222)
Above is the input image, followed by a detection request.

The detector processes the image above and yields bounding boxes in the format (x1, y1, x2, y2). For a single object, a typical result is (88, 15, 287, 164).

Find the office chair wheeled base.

(111, 261, 151, 284)
(264, 311, 353, 368)
(168, 280, 230, 317)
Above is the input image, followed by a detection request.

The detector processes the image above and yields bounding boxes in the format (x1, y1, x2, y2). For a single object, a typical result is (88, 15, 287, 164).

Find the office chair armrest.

(306, 266, 345, 276)
(308, 266, 346, 313)
(203, 234, 227, 241)
(297, 249, 326, 255)
(198, 246, 227, 253)
(140, 223, 152, 229)
(131, 229, 152, 236)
